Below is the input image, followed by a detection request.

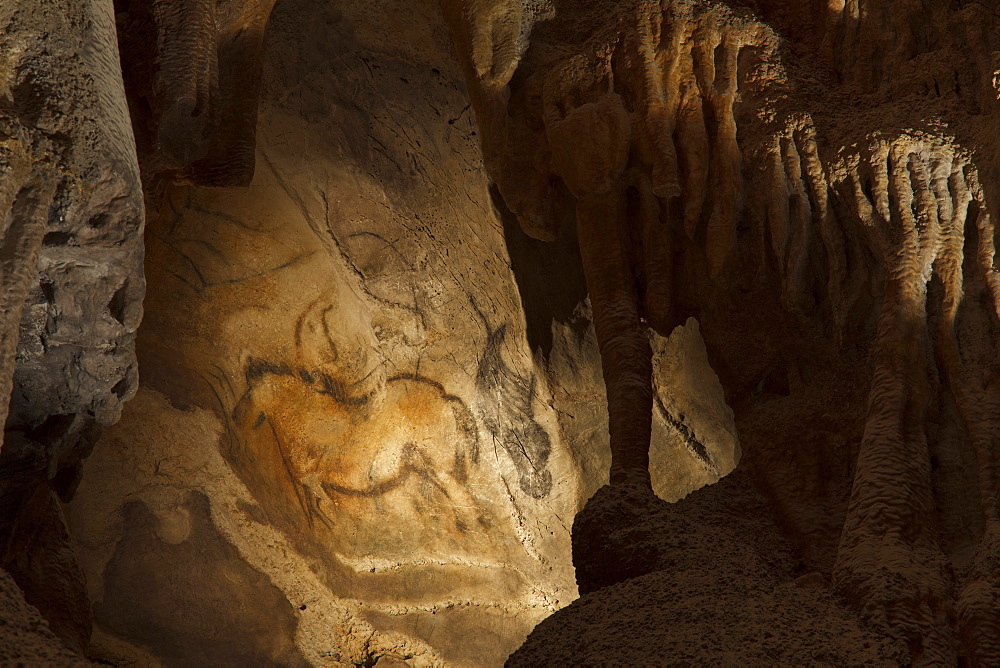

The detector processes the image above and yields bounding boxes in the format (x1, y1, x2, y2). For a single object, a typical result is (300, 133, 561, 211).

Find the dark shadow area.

(490, 183, 589, 361)
(96, 491, 307, 666)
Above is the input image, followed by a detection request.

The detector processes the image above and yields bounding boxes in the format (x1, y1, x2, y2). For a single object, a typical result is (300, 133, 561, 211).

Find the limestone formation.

(512, 472, 909, 665)
(0, 566, 92, 666)
(2, 0, 1000, 665)
(437, 0, 1000, 662)
(0, 0, 143, 655)
(66, 0, 736, 664)
(1, 0, 143, 438)
(114, 0, 278, 185)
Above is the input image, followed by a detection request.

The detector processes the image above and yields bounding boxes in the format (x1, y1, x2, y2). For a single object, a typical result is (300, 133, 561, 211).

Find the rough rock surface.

(5, 0, 1000, 664)
(66, 0, 737, 665)
(114, 0, 277, 186)
(0, 566, 92, 667)
(436, 0, 1000, 662)
(71, 389, 344, 666)
(2, 0, 143, 437)
(0, 0, 143, 656)
(511, 471, 908, 665)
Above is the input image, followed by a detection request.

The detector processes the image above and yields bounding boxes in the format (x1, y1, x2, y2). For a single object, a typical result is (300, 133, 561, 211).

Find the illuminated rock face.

(7, 0, 1000, 665)
(65, 0, 736, 665)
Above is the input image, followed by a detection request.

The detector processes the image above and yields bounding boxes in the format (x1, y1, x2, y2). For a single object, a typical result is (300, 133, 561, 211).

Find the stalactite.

(440, 0, 1000, 661)
(115, 0, 278, 185)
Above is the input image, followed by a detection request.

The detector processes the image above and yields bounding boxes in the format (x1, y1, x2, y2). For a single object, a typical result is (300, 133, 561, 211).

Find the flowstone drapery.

(439, 0, 1000, 662)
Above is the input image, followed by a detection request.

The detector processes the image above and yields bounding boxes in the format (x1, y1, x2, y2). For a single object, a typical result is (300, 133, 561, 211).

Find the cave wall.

(0, 0, 143, 656)
(4, 0, 999, 664)
(1, 0, 143, 437)
(64, 0, 737, 665)
(434, 0, 1000, 662)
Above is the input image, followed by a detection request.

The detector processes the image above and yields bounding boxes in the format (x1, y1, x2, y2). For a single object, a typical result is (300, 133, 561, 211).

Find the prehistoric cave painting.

(233, 365, 483, 510)
(472, 306, 553, 499)
(220, 297, 489, 550)
(149, 186, 319, 292)
(653, 395, 718, 477)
